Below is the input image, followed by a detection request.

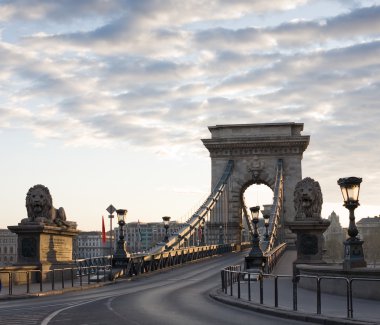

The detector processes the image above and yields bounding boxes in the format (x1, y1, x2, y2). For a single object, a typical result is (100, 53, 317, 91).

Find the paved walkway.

(211, 251, 380, 324)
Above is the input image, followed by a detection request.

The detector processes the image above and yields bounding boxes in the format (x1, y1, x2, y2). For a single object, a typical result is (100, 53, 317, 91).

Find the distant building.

(357, 216, 380, 239)
(75, 231, 110, 259)
(75, 220, 190, 258)
(324, 211, 345, 242)
(357, 216, 380, 266)
(0, 229, 17, 266)
(116, 221, 187, 253)
(323, 211, 345, 261)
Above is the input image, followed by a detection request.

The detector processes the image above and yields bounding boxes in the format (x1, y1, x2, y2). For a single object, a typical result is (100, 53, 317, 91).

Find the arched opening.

(242, 184, 274, 242)
(244, 184, 273, 209)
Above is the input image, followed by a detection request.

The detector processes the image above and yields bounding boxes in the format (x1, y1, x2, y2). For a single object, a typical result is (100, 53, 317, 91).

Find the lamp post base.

(343, 238, 366, 270)
(112, 240, 130, 267)
(245, 253, 265, 271)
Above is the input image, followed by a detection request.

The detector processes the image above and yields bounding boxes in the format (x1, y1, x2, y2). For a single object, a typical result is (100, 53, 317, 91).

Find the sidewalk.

(210, 251, 380, 324)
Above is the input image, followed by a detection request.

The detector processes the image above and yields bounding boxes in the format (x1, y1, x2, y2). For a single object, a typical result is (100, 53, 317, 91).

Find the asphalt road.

(0, 252, 308, 325)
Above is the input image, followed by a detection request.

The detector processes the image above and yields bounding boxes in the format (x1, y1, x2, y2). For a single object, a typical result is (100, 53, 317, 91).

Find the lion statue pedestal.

(287, 177, 330, 267)
(8, 184, 79, 281)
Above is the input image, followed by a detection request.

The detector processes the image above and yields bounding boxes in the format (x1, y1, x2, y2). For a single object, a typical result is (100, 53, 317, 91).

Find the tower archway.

(202, 123, 310, 244)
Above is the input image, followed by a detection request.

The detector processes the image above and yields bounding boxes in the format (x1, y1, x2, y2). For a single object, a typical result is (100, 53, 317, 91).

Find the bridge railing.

(0, 243, 238, 296)
(0, 265, 112, 296)
(220, 267, 380, 322)
(75, 256, 112, 270)
(263, 242, 287, 274)
(117, 243, 238, 279)
(261, 159, 284, 253)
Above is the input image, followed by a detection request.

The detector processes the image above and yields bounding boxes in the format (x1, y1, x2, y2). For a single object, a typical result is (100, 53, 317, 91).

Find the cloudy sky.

(1, 0, 379, 231)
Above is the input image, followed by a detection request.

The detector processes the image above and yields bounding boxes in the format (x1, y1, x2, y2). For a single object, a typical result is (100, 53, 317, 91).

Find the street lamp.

(200, 218, 205, 246)
(337, 177, 366, 269)
(245, 206, 265, 271)
(263, 213, 270, 240)
(162, 216, 171, 244)
(113, 208, 129, 266)
(219, 225, 224, 245)
(177, 234, 182, 249)
(106, 204, 116, 256)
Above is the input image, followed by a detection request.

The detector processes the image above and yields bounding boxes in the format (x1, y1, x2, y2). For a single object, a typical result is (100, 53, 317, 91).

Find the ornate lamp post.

(162, 216, 171, 249)
(219, 225, 224, 245)
(113, 209, 129, 266)
(106, 204, 116, 256)
(337, 177, 366, 269)
(245, 206, 265, 271)
(263, 213, 270, 240)
(177, 234, 182, 249)
(200, 218, 205, 246)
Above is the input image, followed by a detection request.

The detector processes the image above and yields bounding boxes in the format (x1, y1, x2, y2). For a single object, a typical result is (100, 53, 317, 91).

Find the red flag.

(102, 216, 106, 244)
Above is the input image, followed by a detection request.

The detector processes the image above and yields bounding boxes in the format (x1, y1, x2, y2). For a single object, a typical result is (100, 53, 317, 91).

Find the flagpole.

(109, 215, 113, 256)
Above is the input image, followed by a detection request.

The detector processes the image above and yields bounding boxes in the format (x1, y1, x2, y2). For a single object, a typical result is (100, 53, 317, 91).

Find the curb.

(209, 289, 377, 325)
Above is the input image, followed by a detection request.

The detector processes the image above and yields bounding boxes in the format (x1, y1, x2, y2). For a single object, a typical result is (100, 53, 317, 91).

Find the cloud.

(0, 1, 379, 165)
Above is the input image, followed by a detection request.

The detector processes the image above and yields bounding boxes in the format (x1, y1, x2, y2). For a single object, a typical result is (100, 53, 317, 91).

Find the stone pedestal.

(343, 238, 367, 270)
(8, 223, 79, 279)
(287, 220, 330, 267)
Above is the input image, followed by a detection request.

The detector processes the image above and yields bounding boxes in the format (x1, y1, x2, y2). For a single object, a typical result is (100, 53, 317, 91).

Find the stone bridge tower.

(202, 123, 310, 245)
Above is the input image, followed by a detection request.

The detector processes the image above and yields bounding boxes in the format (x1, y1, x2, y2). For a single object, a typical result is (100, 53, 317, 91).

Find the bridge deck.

(272, 249, 296, 275)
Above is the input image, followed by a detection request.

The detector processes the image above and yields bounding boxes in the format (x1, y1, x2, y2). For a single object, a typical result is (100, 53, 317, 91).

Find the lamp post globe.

(162, 216, 171, 245)
(263, 214, 270, 240)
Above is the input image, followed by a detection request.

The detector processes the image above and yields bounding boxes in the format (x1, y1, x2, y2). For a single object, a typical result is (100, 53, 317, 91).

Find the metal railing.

(264, 242, 287, 273)
(220, 267, 380, 321)
(116, 243, 238, 279)
(0, 265, 112, 296)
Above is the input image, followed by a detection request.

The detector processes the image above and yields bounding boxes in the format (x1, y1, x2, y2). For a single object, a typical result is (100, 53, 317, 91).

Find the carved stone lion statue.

(294, 177, 323, 220)
(21, 184, 76, 229)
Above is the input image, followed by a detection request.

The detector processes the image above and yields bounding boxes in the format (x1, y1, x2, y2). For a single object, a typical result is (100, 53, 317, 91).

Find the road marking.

(41, 298, 103, 325)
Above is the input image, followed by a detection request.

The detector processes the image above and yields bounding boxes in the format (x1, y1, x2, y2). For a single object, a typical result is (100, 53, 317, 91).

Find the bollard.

(248, 273, 251, 301)
(274, 276, 278, 308)
(292, 277, 297, 311)
(9, 273, 13, 295)
(230, 271, 233, 296)
(39, 271, 43, 292)
(27, 272, 30, 294)
(317, 278, 321, 314)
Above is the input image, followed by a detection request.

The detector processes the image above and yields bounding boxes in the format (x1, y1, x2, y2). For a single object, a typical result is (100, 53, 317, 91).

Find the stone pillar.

(287, 177, 330, 272)
(8, 224, 79, 279)
(8, 184, 79, 281)
(202, 123, 310, 246)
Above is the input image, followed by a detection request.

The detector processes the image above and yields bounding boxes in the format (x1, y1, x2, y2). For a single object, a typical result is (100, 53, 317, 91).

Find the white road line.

(41, 298, 103, 325)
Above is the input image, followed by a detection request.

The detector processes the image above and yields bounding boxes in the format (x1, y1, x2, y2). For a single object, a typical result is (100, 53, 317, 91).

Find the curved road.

(0, 252, 307, 325)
